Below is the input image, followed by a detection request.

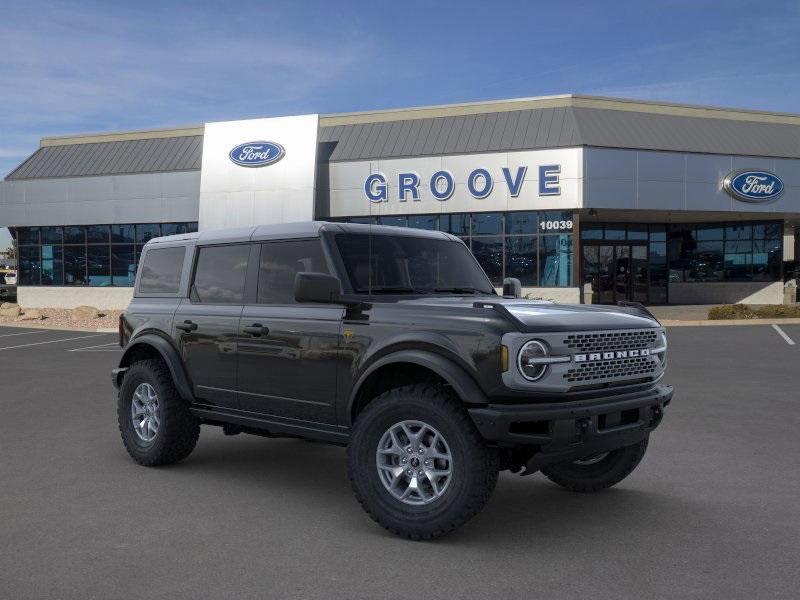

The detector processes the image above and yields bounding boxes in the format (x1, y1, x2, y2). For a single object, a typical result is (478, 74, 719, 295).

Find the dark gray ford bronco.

(113, 221, 672, 539)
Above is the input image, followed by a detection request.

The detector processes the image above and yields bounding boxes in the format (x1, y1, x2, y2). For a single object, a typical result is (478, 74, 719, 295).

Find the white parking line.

(771, 324, 795, 346)
(0, 333, 108, 351)
(0, 330, 49, 339)
(68, 341, 121, 352)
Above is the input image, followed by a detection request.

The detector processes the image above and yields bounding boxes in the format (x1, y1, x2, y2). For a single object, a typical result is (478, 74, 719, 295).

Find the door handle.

(176, 320, 198, 332)
(242, 323, 269, 336)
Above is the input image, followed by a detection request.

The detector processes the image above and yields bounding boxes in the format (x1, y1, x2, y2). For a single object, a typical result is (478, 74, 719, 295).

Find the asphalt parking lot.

(1, 324, 798, 599)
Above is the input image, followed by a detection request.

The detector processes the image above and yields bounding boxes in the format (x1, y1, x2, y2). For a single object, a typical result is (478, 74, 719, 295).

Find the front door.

(583, 242, 649, 304)
(236, 239, 343, 424)
(173, 243, 252, 408)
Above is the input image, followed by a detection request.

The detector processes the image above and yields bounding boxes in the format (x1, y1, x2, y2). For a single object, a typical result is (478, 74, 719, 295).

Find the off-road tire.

(541, 437, 649, 493)
(118, 358, 200, 466)
(347, 384, 499, 540)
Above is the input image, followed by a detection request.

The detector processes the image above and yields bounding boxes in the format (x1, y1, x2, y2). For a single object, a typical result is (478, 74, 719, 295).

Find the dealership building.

(1, 93, 799, 309)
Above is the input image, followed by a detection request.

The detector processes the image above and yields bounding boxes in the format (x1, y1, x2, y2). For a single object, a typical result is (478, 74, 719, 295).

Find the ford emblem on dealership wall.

(229, 141, 285, 167)
(723, 169, 784, 203)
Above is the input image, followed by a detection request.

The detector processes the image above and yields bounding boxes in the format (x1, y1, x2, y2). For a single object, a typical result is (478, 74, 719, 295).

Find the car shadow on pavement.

(158, 431, 680, 545)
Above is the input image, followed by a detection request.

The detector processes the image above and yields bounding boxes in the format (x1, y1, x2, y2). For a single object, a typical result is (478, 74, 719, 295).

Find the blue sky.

(1, 0, 799, 249)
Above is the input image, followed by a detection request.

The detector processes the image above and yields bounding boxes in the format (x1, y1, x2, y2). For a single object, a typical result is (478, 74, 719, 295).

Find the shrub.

(708, 304, 800, 319)
(707, 304, 757, 320)
(754, 304, 800, 318)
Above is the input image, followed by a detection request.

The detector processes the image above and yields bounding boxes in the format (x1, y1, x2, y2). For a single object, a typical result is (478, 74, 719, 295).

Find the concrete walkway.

(645, 304, 800, 326)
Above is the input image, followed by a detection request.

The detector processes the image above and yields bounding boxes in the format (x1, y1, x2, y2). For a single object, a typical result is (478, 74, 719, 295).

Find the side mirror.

(502, 277, 522, 299)
(294, 272, 343, 303)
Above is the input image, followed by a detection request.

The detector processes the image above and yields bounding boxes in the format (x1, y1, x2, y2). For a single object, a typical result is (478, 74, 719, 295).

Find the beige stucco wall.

(668, 281, 784, 305)
(17, 287, 134, 310)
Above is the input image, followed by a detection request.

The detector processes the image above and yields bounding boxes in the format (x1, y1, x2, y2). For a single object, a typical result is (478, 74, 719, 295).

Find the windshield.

(334, 233, 496, 295)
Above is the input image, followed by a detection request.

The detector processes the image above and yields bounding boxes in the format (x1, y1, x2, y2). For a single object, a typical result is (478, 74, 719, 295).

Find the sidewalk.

(646, 304, 800, 327)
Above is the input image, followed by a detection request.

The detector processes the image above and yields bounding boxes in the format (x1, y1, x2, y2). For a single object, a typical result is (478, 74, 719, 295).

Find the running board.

(190, 403, 350, 445)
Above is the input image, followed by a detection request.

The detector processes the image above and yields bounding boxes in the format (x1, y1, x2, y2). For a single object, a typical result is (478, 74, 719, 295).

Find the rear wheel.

(347, 384, 498, 540)
(117, 359, 200, 466)
(540, 437, 649, 493)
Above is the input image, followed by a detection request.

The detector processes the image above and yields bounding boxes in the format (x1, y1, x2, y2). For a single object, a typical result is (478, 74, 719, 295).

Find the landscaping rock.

(0, 302, 18, 309)
(0, 305, 22, 317)
(72, 305, 100, 320)
(17, 309, 43, 321)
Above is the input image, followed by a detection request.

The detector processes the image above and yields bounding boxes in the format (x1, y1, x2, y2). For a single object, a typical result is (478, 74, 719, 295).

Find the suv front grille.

(563, 330, 659, 353)
(563, 356, 658, 383)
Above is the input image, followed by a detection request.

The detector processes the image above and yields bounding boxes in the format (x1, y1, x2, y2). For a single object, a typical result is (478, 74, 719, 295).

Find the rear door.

(173, 243, 254, 409)
(236, 238, 343, 424)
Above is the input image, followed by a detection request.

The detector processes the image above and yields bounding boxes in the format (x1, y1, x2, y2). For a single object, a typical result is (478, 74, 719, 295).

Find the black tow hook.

(649, 406, 664, 428)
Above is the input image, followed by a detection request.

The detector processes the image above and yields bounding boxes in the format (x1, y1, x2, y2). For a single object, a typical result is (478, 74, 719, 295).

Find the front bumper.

(468, 383, 673, 471)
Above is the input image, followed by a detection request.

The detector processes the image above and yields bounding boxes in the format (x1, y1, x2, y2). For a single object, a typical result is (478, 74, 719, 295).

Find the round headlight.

(517, 340, 549, 381)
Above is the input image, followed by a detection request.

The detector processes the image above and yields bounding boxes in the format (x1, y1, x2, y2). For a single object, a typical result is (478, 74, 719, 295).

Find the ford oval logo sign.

(723, 169, 784, 203)
(229, 141, 285, 167)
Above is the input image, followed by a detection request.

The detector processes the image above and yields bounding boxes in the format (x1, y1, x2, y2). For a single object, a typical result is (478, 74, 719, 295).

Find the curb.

(0, 321, 118, 333)
(661, 317, 800, 327)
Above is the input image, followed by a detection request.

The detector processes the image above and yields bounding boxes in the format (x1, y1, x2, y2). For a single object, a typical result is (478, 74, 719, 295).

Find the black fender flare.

(348, 349, 489, 424)
(116, 334, 195, 403)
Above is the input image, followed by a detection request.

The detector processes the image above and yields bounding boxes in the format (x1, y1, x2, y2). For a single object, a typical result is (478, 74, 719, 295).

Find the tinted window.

(139, 246, 186, 294)
(335, 233, 494, 295)
(191, 245, 249, 304)
(258, 240, 329, 304)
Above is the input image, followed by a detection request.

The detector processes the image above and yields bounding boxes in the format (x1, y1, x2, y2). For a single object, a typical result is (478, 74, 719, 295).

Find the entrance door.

(583, 242, 648, 304)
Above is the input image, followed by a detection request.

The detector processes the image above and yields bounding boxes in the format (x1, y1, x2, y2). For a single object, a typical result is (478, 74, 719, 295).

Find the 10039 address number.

(539, 220, 573, 232)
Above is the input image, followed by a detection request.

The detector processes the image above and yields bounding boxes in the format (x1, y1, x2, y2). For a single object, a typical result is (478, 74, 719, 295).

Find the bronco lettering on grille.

(574, 349, 651, 362)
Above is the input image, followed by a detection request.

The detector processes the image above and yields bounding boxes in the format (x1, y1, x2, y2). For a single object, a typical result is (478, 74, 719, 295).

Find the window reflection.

(14, 222, 198, 287)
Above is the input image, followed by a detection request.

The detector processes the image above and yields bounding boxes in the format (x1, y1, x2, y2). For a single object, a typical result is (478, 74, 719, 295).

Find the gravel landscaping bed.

(0, 307, 121, 331)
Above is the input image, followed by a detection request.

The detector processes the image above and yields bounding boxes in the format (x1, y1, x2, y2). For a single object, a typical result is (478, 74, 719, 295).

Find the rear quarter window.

(137, 246, 186, 295)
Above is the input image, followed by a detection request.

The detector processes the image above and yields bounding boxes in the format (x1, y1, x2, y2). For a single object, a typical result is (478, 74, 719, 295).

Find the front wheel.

(347, 384, 498, 540)
(540, 437, 649, 493)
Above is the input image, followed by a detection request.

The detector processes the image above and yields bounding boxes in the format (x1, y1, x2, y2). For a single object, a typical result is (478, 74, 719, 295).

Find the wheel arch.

(348, 349, 488, 425)
(116, 333, 194, 403)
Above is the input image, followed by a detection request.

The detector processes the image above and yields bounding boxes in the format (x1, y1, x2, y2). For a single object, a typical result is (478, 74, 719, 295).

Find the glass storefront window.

(505, 236, 537, 285)
(64, 246, 87, 285)
(667, 220, 782, 284)
(111, 246, 136, 286)
(439, 214, 470, 237)
(471, 237, 504, 286)
(725, 224, 752, 240)
(41, 245, 63, 286)
(540, 235, 572, 287)
(604, 224, 626, 240)
(408, 215, 438, 230)
(627, 224, 648, 240)
(378, 216, 407, 227)
(86, 225, 109, 243)
(87, 246, 111, 286)
(14, 222, 197, 287)
(19, 246, 40, 285)
(471, 213, 503, 236)
(506, 212, 537, 235)
(136, 224, 161, 244)
(63, 226, 85, 244)
(18, 227, 40, 245)
(340, 212, 575, 288)
(581, 224, 603, 239)
(111, 225, 135, 243)
(41, 227, 63, 245)
(649, 224, 667, 242)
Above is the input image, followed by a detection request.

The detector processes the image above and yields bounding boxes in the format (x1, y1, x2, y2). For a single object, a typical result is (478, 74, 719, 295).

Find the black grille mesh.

(564, 356, 658, 383)
(563, 330, 659, 353)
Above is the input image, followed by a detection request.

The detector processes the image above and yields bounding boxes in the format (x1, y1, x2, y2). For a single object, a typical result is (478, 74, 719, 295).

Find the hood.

(395, 296, 659, 332)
